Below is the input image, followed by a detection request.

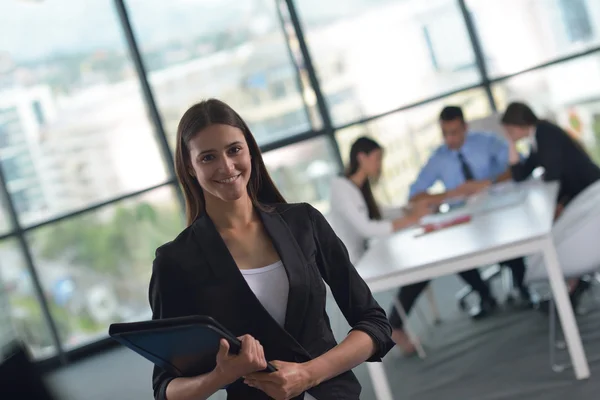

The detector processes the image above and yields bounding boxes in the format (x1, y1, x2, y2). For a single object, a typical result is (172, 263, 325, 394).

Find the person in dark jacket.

(501, 101, 600, 310)
(149, 99, 394, 400)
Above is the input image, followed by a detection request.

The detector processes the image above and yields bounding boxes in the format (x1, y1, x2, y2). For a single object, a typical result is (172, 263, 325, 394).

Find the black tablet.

(109, 315, 276, 377)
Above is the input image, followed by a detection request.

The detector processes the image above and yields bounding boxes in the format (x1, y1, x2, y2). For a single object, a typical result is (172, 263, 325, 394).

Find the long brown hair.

(346, 137, 383, 220)
(174, 99, 286, 225)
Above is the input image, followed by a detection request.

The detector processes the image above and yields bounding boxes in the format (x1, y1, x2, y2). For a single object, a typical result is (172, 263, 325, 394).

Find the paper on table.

(417, 214, 472, 236)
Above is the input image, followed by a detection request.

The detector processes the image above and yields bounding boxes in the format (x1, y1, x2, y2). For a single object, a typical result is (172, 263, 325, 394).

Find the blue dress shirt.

(409, 132, 510, 199)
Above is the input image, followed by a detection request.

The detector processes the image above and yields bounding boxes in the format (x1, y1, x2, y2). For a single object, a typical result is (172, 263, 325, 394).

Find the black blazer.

(149, 202, 394, 400)
(511, 120, 600, 205)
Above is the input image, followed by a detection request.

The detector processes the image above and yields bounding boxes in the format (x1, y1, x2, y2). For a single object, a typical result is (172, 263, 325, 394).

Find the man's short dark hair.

(439, 106, 464, 122)
(501, 102, 539, 126)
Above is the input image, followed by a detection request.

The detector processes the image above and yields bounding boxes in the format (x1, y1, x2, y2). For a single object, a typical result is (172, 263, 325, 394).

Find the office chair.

(524, 179, 600, 372)
(455, 264, 515, 311)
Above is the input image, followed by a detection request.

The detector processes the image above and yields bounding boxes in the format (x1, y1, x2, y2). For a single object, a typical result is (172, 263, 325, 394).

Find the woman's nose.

(218, 157, 235, 173)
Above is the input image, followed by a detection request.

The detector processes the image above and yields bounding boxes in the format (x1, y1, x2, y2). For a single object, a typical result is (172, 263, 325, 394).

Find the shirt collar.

(443, 132, 471, 153)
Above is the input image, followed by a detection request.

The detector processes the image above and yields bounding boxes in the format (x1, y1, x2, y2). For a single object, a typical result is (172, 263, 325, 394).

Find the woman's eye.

(201, 155, 214, 163)
(229, 146, 242, 154)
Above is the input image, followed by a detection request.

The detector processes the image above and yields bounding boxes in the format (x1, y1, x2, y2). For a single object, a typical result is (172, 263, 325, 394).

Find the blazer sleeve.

(148, 248, 194, 400)
(536, 124, 566, 183)
(511, 123, 566, 182)
(307, 204, 395, 362)
(510, 153, 538, 182)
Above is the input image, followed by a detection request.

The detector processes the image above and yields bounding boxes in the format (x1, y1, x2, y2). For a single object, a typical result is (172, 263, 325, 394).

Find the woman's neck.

(205, 193, 255, 230)
(349, 170, 368, 188)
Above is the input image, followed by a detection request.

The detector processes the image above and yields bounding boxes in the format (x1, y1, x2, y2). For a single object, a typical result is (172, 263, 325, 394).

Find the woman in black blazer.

(502, 102, 600, 208)
(501, 101, 600, 309)
(149, 99, 394, 400)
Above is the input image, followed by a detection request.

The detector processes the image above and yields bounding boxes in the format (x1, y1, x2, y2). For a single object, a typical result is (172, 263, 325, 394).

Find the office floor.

(46, 276, 600, 400)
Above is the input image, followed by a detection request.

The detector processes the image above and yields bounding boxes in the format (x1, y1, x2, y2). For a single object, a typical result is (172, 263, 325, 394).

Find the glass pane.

(125, 0, 311, 147)
(335, 89, 492, 205)
(468, 0, 600, 77)
(26, 186, 184, 350)
(0, 0, 170, 228)
(296, 0, 481, 126)
(262, 136, 340, 215)
(0, 188, 11, 234)
(0, 238, 57, 359)
(493, 54, 600, 163)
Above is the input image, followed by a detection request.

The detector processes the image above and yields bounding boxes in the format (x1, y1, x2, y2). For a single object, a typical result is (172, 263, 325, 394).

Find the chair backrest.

(526, 179, 600, 282)
(553, 180, 600, 242)
(468, 113, 503, 137)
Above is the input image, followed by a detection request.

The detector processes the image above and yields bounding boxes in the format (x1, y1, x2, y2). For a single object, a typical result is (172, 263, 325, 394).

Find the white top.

(241, 261, 318, 400)
(328, 176, 397, 263)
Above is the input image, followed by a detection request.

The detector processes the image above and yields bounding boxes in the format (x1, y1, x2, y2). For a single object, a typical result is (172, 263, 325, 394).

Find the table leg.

(425, 285, 441, 324)
(366, 362, 394, 400)
(541, 237, 590, 379)
(394, 299, 427, 359)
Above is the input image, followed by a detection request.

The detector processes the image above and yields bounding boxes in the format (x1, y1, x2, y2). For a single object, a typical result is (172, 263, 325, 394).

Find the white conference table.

(355, 181, 590, 400)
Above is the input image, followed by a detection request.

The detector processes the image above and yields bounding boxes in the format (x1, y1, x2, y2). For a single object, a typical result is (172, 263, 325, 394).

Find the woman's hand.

(502, 130, 522, 165)
(243, 360, 313, 400)
(214, 335, 268, 385)
(408, 200, 434, 218)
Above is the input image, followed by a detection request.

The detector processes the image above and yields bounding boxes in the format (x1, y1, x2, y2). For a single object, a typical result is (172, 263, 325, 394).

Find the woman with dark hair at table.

(501, 101, 600, 309)
(149, 99, 394, 400)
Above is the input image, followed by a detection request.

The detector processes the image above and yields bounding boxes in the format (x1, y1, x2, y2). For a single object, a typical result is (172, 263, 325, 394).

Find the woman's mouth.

(215, 174, 241, 184)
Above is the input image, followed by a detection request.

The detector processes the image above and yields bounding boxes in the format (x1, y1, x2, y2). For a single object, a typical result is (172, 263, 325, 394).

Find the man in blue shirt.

(410, 107, 511, 202)
(408, 107, 530, 319)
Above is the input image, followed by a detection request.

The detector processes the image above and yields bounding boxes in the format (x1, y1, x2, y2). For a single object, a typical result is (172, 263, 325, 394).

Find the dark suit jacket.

(149, 202, 394, 400)
(511, 120, 600, 205)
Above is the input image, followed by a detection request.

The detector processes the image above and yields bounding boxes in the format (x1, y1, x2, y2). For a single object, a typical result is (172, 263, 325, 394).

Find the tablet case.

(109, 315, 276, 377)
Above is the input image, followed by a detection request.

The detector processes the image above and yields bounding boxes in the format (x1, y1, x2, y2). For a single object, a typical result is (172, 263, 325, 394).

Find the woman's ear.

(188, 168, 195, 177)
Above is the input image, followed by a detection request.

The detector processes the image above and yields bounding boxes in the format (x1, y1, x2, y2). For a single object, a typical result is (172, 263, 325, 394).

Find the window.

(0, 191, 11, 235)
(262, 137, 340, 215)
(335, 89, 492, 205)
(125, 0, 310, 146)
(2, 157, 22, 184)
(493, 53, 600, 163)
(0, 0, 170, 227)
(0, 239, 57, 359)
(26, 186, 183, 350)
(270, 80, 287, 100)
(252, 109, 310, 139)
(31, 100, 45, 126)
(466, 0, 600, 77)
(559, 0, 594, 43)
(0, 107, 23, 149)
(296, 0, 481, 126)
(0, 122, 9, 148)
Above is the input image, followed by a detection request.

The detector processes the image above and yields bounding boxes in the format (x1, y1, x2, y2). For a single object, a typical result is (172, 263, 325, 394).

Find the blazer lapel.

(258, 208, 310, 341)
(191, 212, 311, 357)
(191, 214, 241, 282)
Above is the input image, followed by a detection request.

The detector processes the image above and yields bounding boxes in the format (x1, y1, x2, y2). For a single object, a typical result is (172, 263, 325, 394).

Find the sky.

(0, 0, 406, 61)
(0, 0, 400, 62)
(0, 0, 249, 61)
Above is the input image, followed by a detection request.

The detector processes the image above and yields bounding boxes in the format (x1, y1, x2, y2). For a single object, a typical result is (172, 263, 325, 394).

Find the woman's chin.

(215, 188, 247, 203)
